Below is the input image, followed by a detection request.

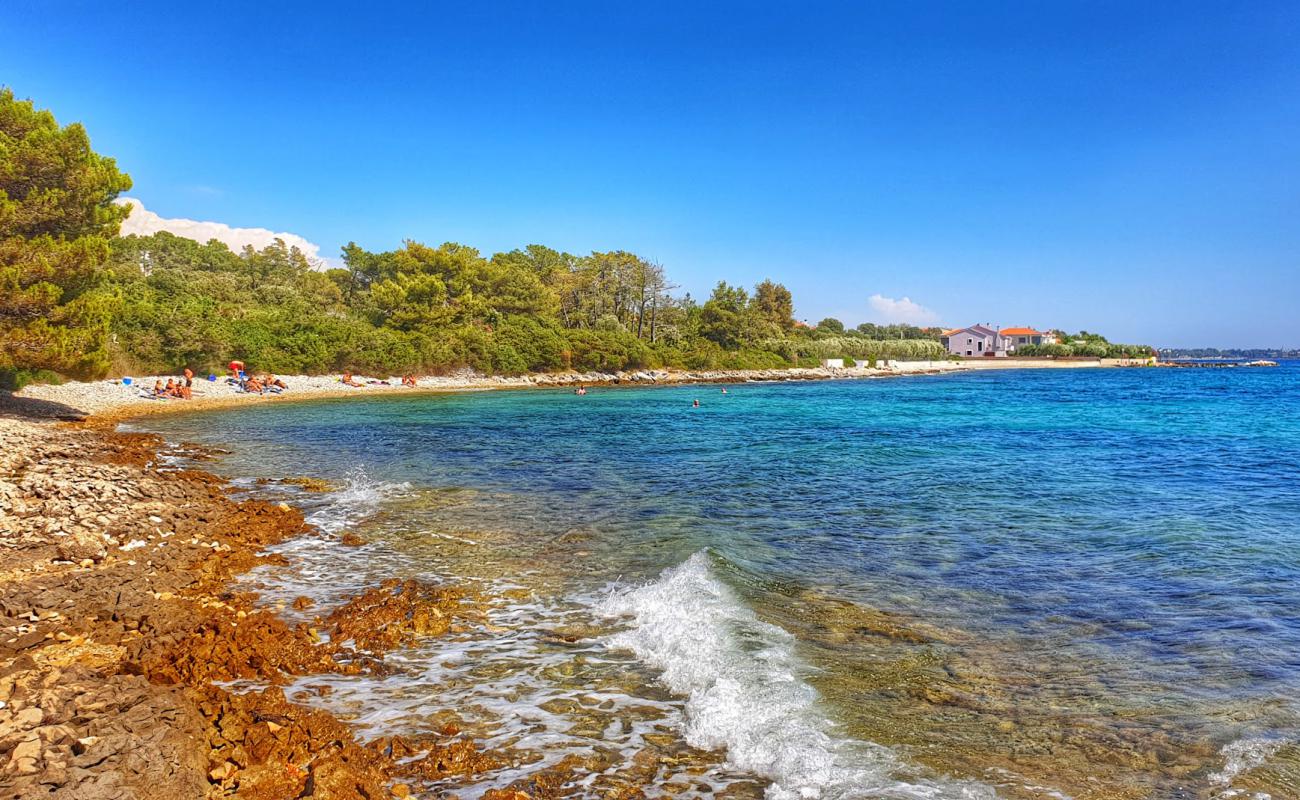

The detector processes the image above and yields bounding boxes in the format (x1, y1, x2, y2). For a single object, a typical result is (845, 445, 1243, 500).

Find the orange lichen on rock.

(196, 685, 391, 800)
(324, 578, 461, 653)
(371, 733, 502, 783)
(135, 605, 355, 686)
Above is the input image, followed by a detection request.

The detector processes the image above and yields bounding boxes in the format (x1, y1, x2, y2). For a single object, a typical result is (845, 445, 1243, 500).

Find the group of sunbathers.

(226, 360, 286, 394)
(230, 371, 287, 394)
(151, 368, 194, 400)
(340, 372, 419, 387)
(238, 373, 287, 394)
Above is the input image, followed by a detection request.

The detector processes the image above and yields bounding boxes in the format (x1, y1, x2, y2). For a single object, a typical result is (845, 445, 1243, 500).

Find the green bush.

(567, 329, 652, 372)
(493, 316, 568, 373)
(0, 368, 65, 391)
(719, 349, 788, 370)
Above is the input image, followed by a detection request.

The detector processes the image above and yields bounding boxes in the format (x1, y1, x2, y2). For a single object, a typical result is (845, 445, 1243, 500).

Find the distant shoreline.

(10, 358, 1143, 423)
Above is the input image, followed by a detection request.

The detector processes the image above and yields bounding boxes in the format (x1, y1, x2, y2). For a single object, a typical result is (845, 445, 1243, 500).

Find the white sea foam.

(598, 551, 995, 800)
(305, 467, 411, 534)
(1210, 735, 1285, 794)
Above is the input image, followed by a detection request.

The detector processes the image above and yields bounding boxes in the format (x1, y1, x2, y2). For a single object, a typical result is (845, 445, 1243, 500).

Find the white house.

(940, 325, 1006, 357)
(1000, 327, 1057, 352)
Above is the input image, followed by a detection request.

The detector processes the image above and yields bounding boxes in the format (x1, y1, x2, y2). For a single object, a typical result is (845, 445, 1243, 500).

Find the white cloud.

(867, 293, 940, 325)
(115, 198, 333, 268)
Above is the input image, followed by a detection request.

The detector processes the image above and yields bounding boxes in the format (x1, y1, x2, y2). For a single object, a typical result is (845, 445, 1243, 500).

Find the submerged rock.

(324, 579, 461, 652)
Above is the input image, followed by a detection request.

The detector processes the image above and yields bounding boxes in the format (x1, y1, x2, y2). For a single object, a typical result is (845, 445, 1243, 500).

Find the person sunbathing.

(244, 375, 265, 394)
(263, 374, 288, 389)
(154, 379, 166, 397)
(341, 372, 364, 387)
(401, 374, 417, 387)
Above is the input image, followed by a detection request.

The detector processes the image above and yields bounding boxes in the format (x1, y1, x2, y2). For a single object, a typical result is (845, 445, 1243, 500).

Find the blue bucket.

(122, 377, 133, 386)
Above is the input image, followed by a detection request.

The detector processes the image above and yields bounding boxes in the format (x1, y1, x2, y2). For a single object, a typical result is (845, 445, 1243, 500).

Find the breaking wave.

(305, 466, 411, 534)
(598, 552, 995, 800)
(1209, 735, 1286, 793)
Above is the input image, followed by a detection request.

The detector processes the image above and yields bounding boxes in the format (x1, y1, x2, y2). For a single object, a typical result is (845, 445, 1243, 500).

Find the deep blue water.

(140, 363, 1300, 797)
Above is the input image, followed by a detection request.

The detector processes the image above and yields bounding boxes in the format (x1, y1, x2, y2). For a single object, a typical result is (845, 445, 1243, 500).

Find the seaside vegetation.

(1016, 331, 1154, 359)
(0, 88, 132, 387)
(0, 90, 1145, 387)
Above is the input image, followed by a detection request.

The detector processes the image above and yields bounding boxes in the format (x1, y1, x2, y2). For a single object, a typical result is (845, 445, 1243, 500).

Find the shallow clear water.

(139, 364, 1300, 799)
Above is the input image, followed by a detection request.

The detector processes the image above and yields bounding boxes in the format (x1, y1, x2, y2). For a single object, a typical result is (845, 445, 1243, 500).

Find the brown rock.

(7, 734, 42, 774)
(325, 579, 461, 653)
(55, 531, 106, 563)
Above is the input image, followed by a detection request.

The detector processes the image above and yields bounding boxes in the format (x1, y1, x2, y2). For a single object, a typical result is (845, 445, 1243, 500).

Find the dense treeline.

(0, 90, 950, 386)
(103, 233, 947, 376)
(0, 90, 1144, 387)
(1015, 342, 1152, 358)
(1018, 331, 1154, 359)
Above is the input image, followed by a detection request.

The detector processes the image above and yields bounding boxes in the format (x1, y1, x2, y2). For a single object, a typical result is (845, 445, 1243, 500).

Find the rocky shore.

(0, 395, 645, 799)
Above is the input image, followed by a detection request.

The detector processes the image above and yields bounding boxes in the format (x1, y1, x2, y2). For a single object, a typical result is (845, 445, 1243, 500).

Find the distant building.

(820, 358, 845, 369)
(940, 325, 1006, 357)
(999, 327, 1055, 352)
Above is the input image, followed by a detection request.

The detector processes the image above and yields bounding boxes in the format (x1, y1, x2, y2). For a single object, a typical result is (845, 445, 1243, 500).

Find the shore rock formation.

(0, 408, 556, 799)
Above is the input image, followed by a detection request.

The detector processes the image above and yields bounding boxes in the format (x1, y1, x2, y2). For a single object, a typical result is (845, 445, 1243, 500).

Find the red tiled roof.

(1000, 327, 1043, 336)
(940, 328, 965, 337)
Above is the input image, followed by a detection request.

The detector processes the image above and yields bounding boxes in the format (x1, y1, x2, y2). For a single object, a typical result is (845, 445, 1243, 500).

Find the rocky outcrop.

(0, 414, 510, 799)
(323, 579, 460, 653)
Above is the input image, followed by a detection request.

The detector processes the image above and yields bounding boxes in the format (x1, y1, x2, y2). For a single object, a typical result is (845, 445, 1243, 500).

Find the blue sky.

(4, 1, 1298, 347)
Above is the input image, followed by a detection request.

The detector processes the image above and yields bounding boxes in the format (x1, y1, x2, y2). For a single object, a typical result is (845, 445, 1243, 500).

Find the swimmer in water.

(721, 387, 728, 394)
(692, 399, 700, 408)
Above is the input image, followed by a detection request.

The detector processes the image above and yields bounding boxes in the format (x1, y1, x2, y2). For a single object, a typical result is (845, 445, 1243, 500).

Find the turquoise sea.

(138, 363, 1300, 799)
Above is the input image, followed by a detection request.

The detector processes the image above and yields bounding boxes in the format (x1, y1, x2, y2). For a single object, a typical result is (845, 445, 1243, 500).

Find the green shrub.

(719, 349, 788, 370)
(567, 329, 652, 372)
(1040, 343, 1073, 357)
(0, 368, 65, 391)
(493, 316, 568, 373)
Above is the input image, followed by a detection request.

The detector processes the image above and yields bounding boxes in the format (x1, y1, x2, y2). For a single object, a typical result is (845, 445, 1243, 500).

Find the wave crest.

(598, 551, 994, 800)
(305, 467, 410, 534)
